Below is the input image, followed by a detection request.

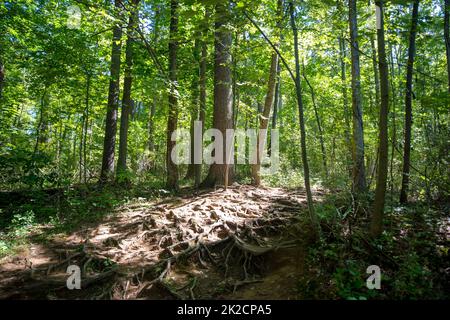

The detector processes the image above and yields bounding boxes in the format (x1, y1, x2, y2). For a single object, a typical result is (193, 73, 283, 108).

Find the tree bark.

(371, 0, 390, 238)
(289, 1, 320, 237)
(400, 0, 419, 204)
(100, 0, 123, 182)
(349, 0, 366, 193)
(117, 0, 140, 181)
(201, 3, 234, 188)
(166, 0, 179, 190)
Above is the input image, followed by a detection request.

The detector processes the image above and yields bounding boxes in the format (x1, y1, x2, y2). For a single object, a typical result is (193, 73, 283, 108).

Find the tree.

(302, 62, 328, 178)
(400, 0, 419, 204)
(117, 0, 140, 181)
(445, 0, 450, 92)
(201, 2, 234, 187)
(348, 0, 366, 193)
(370, 0, 389, 238)
(289, 0, 320, 236)
(339, 35, 352, 178)
(251, 0, 282, 186)
(100, 0, 123, 182)
(166, 0, 179, 190)
(195, 8, 210, 189)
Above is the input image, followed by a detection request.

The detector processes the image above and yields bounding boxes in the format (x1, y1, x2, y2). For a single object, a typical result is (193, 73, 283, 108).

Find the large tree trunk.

(201, 3, 234, 188)
(371, 0, 390, 238)
(400, 0, 419, 204)
(348, 0, 366, 193)
(289, 1, 320, 237)
(194, 8, 209, 189)
(445, 0, 450, 92)
(251, 0, 282, 186)
(100, 0, 123, 182)
(166, 0, 179, 190)
(117, 0, 140, 181)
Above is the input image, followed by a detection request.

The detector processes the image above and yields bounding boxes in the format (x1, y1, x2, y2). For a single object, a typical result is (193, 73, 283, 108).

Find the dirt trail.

(0, 184, 323, 300)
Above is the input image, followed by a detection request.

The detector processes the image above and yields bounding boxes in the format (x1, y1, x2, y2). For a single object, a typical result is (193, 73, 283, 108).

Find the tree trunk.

(370, 34, 380, 110)
(371, 0, 390, 238)
(0, 58, 4, 100)
(272, 61, 281, 131)
(445, 0, 450, 92)
(100, 0, 123, 182)
(83, 74, 90, 183)
(349, 0, 366, 193)
(339, 36, 352, 178)
(195, 8, 209, 189)
(302, 62, 328, 178)
(185, 38, 201, 180)
(251, 0, 282, 186)
(148, 98, 156, 152)
(166, 0, 179, 190)
(201, 3, 234, 188)
(400, 0, 419, 204)
(117, 0, 140, 181)
(289, 1, 320, 237)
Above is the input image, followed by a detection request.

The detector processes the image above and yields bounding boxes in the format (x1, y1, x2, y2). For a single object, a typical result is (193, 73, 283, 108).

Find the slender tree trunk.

(289, 1, 320, 237)
(147, 5, 160, 156)
(370, 34, 380, 110)
(83, 74, 90, 183)
(371, 0, 390, 238)
(33, 90, 48, 156)
(272, 61, 281, 131)
(185, 38, 201, 180)
(195, 8, 209, 189)
(339, 36, 352, 178)
(400, 0, 419, 204)
(0, 58, 4, 100)
(349, 0, 366, 193)
(166, 0, 179, 190)
(302, 62, 328, 178)
(251, 0, 282, 186)
(269, 60, 281, 157)
(201, 3, 234, 188)
(100, 0, 123, 182)
(117, 0, 140, 181)
(148, 98, 156, 152)
(445, 0, 450, 92)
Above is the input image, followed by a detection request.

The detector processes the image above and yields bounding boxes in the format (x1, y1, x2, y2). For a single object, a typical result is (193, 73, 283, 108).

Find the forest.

(0, 0, 448, 300)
